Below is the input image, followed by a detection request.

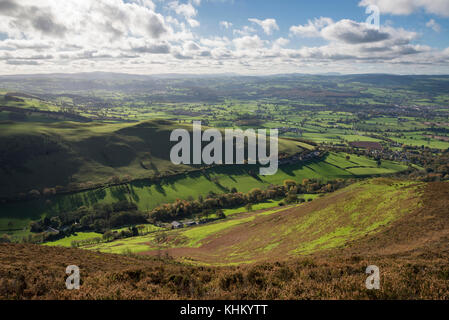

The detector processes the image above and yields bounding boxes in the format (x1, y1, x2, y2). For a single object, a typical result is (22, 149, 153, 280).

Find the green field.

(0, 81, 445, 248)
(80, 179, 421, 265)
(0, 152, 409, 233)
(43, 232, 102, 247)
(43, 223, 163, 248)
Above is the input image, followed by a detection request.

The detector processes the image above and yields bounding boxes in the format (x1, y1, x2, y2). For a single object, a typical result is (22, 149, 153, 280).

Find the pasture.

(0, 151, 409, 234)
(82, 179, 422, 266)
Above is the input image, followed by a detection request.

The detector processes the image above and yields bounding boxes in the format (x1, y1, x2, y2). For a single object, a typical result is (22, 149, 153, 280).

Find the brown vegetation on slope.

(0, 182, 448, 300)
(345, 181, 449, 257)
(0, 242, 448, 300)
(140, 179, 422, 264)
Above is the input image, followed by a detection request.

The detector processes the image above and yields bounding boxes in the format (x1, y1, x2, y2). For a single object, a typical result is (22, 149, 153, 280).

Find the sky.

(0, 0, 449, 75)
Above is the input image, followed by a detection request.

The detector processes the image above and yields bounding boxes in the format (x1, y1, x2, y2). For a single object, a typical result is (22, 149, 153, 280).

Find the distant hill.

(0, 119, 305, 198)
(1, 73, 449, 102)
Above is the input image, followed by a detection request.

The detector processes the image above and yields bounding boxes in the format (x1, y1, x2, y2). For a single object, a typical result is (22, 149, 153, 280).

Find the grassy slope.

(44, 232, 102, 247)
(0, 120, 190, 198)
(3, 179, 446, 299)
(0, 119, 306, 198)
(0, 152, 408, 232)
(83, 178, 423, 265)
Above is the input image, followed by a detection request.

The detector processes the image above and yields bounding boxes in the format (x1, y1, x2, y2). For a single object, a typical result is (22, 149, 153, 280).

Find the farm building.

(45, 227, 60, 234)
(171, 221, 183, 229)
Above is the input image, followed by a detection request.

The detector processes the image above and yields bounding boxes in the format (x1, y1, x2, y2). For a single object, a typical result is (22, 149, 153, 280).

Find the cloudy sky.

(0, 0, 449, 75)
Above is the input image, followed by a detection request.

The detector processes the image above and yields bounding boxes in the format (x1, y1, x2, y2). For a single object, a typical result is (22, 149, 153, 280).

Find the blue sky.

(181, 0, 448, 48)
(0, 0, 448, 74)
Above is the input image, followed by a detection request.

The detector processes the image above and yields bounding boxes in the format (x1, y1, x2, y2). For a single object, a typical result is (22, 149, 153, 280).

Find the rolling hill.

(0, 151, 409, 234)
(0, 119, 308, 199)
(1, 178, 448, 300)
(78, 179, 449, 265)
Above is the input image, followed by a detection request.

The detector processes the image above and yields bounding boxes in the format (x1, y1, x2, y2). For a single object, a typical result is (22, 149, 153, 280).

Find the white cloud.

(233, 25, 257, 36)
(359, 0, 449, 17)
(290, 17, 333, 37)
(219, 21, 233, 29)
(167, 1, 200, 27)
(200, 36, 230, 50)
(291, 18, 417, 46)
(321, 20, 415, 44)
(273, 37, 290, 48)
(0, 0, 169, 41)
(0, 1, 448, 75)
(233, 35, 266, 50)
(426, 19, 441, 32)
(168, 1, 197, 19)
(248, 18, 279, 35)
(187, 18, 200, 27)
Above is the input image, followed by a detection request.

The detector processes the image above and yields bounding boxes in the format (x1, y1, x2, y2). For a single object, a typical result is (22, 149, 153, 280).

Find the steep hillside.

(83, 179, 449, 266)
(1, 241, 448, 300)
(1, 179, 448, 300)
(0, 120, 182, 198)
(0, 119, 307, 198)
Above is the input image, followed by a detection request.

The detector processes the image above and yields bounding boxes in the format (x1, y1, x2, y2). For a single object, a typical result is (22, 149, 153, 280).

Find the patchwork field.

(1, 74, 449, 300)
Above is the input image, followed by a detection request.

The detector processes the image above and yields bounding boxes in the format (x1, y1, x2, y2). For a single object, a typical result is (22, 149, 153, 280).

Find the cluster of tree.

(408, 149, 449, 181)
(70, 237, 103, 248)
(149, 178, 352, 222)
(102, 226, 139, 242)
(30, 200, 147, 235)
(21, 231, 61, 244)
(30, 216, 63, 233)
(149, 185, 284, 222)
(0, 234, 12, 243)
(22, 177, 131, 201)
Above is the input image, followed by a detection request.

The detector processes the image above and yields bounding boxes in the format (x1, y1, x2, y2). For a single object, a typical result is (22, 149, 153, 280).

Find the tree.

(50, 216, 62, 229)
(283, 180, 297, 191)
(216, 209, 226, 219)
(136, 225, 146, 235)
(0, 234, 11, 243)
(103, 230, 115, 242)
(285, 193, 298, 204)
(30, 221, 43, 233)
